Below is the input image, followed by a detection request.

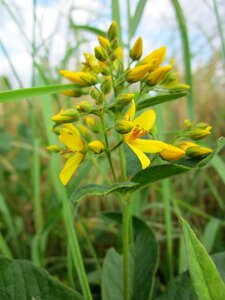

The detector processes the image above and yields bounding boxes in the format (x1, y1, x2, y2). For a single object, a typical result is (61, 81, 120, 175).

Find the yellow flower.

(123, 100, 166, 168)
(98, 36, 110, 49)
(59, 124, 85, 185)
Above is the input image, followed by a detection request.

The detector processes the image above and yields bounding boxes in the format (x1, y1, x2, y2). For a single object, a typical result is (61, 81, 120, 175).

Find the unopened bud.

(175, 141, 199, 151)
(189, 128, 211, 140)
(60, 70, 98, 86)
(46, 145, 62, 153)
(130, 37, 143, 60)
(88, 140, 105, 154)
(111, 46, 123, 61)
(90, 88, 100, 100)
(101, 76, 112, 94)
(98, 36, 110, 49)
(96, 92, 104, 105)
(61, 108, 80, 118)
(94, 46, 107, 62)
(110, 38, 119, 51)
(196, 123, 211, 130)
(160, 144, 185, 161)
(183, 119, 193, 129)
(145, 65, 172, 86)
(171, 83, 190, 91)
(107, 21, 117, 41)
(139, 46, 166, 67)
(115, 93, 134, 108)
(51, 109, 79, 123)
(186, 146, 213, 158)
(115, 120, 133, 134)
(126, 64, 152, 83)
(76, 101, 95, 113)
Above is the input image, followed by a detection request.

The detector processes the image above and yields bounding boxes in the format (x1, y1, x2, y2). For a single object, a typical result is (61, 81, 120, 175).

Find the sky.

(0, 0, 224, 87)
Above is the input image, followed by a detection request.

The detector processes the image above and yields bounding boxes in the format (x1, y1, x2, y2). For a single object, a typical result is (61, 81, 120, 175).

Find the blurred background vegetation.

(0, 0, 224, 296)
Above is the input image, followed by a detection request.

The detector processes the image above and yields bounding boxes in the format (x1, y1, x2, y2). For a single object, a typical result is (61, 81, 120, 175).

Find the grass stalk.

(122, 197, 130, 300)
(171, 0, 194, 119)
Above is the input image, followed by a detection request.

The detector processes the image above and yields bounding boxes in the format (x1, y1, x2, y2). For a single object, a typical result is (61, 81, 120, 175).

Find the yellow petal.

(59, 124, 84, 151)
(127, 143, 150, 169)
(60, 153, 84, 185)
(132, 139, 166, 153)
(133, 109, 156, 131)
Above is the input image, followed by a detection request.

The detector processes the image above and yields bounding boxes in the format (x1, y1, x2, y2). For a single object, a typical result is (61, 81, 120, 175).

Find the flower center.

(129, 125, 148, 141)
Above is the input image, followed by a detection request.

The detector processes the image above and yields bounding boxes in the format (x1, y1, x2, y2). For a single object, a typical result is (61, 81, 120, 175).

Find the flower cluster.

(48, 21, 212, 185)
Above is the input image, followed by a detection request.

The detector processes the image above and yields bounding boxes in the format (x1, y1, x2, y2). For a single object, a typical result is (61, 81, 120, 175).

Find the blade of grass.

(129, 0, 148, 40)
(39, 93, 92, 300)
(204, 173, 225, 210)
(212, 0, 225, 64)
(0, 233, 13, 259)
(111, 0, 122, 45)
(0, 83, 83, 103)
(170, 0, 194, 119)
(69, 21, 106, 37)
(211, 155, 225, 185)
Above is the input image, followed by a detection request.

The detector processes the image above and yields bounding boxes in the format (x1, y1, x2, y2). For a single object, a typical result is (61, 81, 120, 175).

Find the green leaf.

(102, 214, 158, 300)
(69, 182, 139, 203)
(101, 248, 133, 300)
(136, 92, 187, 110)
(0, 256, 83, 300)
(129, 0, 148, 38)
(131, 164, 190, 184)
(202, 219, 221, 253)
(182, 219, 225, 300)
(70, 22, 106, 37)
(0, 84, 82, 103)
(156, 252, 225, 300)
(131, 137, 225, 184)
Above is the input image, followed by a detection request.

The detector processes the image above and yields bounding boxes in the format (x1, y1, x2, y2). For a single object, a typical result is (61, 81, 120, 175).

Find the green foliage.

(102, 215, 158, 300)
(0, 256, 83, 300)
(136, 92, 187, 110)
(182, 219, 225, 300)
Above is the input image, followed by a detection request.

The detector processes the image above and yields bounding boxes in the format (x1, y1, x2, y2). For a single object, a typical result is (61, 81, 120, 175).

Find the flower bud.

(115, 120, 133, 134)
(130, 37, 143, 61)
(96, 92, 105, 105)
(186, 146, 213, 158)
(60, 70, 98, 86)
(88, 140, 105, 154)
(183, 119, 193, 129)
(175, 141, 199, 151)
(82, 53, 102, 73)
(46, 145, 62, 153)
(111, 46, 123, 61)
(85, 116, 95, 126)
(76, 101, 95, 113)
(160, 144, 185, 161)
(110, 38, 119, 51)
(145, 65, 172, 86)
(94, 46, 107, 62)
(196, 123, 212, 130)
(189, 128, 211, 140)
(98, 36, 110, 49)
(101, 76, 112, 94)
(126, 64, 152, 83)
(61, 90, 82, 97)
(51, 109, 79, 123)
(139, 46, 166, 67)
(171, 83, 190, 91)
(115, 93, 134, 108)
(61, 108, 80, 118)
(90, 88, 100, 100)
(107, 21, 117, 41)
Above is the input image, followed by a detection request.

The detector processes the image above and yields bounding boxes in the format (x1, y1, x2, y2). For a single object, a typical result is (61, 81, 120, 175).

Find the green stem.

(100, 114, 117, 182)
(122, 197, 130, 300)
(118, 134, 127, 181)
(62, 194, 93, 300)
